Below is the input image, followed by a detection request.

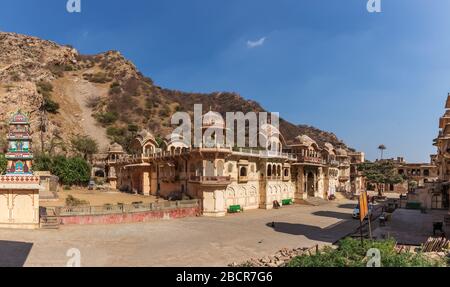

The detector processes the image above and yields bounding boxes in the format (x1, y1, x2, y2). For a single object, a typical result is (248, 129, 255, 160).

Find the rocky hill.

(0, 32, 348, 154)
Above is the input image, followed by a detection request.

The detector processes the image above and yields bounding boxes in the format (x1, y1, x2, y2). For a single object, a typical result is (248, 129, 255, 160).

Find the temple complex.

(105, 112, 365, 216)
(406, 94, 450, 210)
(0, 111, 40, 229)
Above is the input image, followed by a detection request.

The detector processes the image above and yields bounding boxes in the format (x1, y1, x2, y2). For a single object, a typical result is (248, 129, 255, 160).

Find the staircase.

(39, 207, 60, 229)
(304, 197, 329, 206)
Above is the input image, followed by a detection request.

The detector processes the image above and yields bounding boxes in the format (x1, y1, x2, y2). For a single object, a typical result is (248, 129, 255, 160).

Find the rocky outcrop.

(0, 31, 351, 154)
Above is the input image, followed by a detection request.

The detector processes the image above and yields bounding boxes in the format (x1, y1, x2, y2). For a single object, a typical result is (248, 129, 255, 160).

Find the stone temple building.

(406, 94, 450, 210)
(106, 112, 365, 217)
(0, 111, 40, 229)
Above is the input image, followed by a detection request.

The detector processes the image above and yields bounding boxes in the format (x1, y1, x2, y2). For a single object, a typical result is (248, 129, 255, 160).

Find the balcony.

(297, 156, 325, 165)
(232, 148, 297, 160)
(189, 175, 231, 186)
(328, 160, 340, 167)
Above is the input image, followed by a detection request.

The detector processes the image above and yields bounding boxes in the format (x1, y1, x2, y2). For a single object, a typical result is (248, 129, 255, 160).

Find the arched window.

(284, 168, 289, 177)
(267, 165, 272, 177)
(240, 167, 247, 177)
(272, 164, 276, 176)
(277, 165, 281, 176)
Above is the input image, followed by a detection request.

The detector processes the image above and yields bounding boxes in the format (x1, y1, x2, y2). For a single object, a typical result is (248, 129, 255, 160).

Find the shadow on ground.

(312, 211, 352, 220)
(0, 240, 33, 267)
(337, 204, 356, 209)
(266, 219, 357, 243)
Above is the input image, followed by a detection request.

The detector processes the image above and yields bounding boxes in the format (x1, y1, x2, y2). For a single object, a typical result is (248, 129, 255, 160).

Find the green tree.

(0, 154, 7, 175)
(33, 154, 53, 171)
(357, 161, 405, 196)
(49, 156, 91, 186)
(71, 136, 99, 160)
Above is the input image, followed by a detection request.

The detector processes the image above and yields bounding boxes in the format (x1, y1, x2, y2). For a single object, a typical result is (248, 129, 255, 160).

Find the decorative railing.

(328, 160, 340, 166)
(55, 199, 200, 217)
(189, 175, 231, 183)
(233, 148, 297, 160)
(0, 175, 40, 184)
(298, 156, 326, 165)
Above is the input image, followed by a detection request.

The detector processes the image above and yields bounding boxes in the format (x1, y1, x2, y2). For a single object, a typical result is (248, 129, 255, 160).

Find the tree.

(45, 155, 91, 186)
(357, 161, 405, 196)
(378, 144, 386, 160)
(33, 154, 53, 171)
(0, 154, 7, 175)
(71, 136, 99, 160)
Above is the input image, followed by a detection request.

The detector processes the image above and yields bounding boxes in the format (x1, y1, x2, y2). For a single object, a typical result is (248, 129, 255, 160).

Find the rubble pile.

(229, 245, 320, 267)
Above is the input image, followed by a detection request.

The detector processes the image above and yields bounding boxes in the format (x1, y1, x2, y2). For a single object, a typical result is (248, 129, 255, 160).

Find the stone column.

(143, 171, 151, 196)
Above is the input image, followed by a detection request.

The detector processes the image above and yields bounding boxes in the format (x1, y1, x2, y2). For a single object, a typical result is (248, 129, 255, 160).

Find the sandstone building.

(106, 112, 365, 216)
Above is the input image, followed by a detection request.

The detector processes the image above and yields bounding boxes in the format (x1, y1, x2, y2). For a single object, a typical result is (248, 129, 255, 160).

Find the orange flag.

(359, 191, 369, 222)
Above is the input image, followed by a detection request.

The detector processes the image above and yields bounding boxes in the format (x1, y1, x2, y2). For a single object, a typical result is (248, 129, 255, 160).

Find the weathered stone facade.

(105, 115, 364, 217)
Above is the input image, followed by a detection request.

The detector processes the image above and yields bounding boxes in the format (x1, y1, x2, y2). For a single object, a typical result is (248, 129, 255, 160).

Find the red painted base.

(59, 207, 201, 225)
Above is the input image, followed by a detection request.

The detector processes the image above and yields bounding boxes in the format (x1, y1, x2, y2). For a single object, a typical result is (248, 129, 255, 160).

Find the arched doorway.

(205, 160, 215, 177)
(94, 169, 106, 178)
(217, 160, 224, 176)
(307, 172, 315, 197)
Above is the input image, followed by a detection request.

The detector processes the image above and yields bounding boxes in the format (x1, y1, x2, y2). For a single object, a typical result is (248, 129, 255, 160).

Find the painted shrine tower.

(0, 111, 40, 229)
(6, 111, 34, 175)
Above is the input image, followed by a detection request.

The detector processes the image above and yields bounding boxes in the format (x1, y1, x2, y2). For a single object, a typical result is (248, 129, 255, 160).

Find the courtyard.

(39, 188, 164, 208)
(0, 199, 360, 267)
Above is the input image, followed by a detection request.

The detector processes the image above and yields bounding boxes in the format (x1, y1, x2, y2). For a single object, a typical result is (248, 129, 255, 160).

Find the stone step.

(40, 216, 60, 229)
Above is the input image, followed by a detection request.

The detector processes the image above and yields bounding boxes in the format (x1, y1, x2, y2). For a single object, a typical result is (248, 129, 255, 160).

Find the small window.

(284, 169, 289, 177)
(228, 163, 234, 173)
(423, 169, 430, 177)
(240, 167, 247, 177)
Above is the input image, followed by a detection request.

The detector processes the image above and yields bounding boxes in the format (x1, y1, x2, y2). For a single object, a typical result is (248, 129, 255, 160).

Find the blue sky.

(1, 0, 449, 162)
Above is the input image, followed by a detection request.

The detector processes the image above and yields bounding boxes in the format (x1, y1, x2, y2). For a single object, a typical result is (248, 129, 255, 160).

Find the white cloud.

(246, 37, 266, 48)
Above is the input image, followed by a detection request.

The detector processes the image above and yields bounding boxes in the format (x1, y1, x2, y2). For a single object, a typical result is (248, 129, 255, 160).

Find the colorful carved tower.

(0, 110, 40, 229)
(5, 111, 34, 175)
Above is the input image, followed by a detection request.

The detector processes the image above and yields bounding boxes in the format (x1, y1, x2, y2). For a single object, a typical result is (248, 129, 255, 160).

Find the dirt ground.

(40, 188, 164, 207)
(0, 199, 360, 267)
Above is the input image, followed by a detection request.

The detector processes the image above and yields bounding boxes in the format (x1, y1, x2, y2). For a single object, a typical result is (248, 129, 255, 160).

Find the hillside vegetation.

(0, 32, 348, 154)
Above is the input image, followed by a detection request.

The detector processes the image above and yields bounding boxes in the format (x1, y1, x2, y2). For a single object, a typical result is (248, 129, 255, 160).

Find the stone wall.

(59, 206, 200, 225)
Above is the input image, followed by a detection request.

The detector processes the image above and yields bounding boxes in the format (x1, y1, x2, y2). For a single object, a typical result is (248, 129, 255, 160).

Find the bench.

(228, 205, 242, 213)
(282, 199, 293, 206)
(406, 202, 422, 210)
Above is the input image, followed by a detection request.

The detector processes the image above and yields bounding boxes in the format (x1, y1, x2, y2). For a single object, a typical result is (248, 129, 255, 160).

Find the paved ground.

(40, 188, 164, 207)
(0, 199, 360, 267)
(373, 209, 449, 245)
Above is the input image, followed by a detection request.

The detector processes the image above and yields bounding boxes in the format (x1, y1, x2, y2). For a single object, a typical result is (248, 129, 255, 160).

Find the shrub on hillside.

(42, 97, 60, 114)
(36, 81, 60, 114)
(86, 95, 102, 108)
(36, 81, 54, 97)
(95, 112, 118, 126)
(83, 72, 112, 84)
